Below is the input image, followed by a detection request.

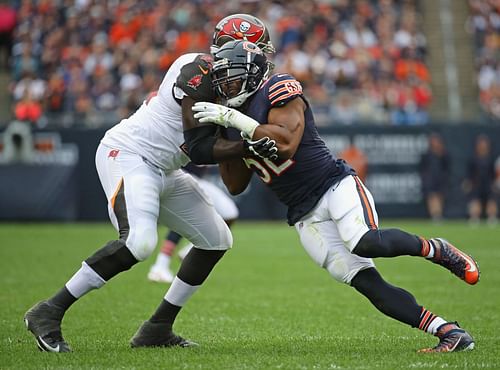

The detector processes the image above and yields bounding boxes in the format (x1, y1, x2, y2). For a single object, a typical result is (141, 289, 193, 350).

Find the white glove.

(192, 102, 259, 139)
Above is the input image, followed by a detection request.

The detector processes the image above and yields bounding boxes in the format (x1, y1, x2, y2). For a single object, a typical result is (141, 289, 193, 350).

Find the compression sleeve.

(184, 125, 218, 165)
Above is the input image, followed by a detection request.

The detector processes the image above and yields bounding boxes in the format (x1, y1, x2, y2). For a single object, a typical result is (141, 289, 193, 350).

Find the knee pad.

(324, 251, 375, 285)
(352, 229, 382, 257)
(126, 224, 158, 261)
(85, 239, 138, 281)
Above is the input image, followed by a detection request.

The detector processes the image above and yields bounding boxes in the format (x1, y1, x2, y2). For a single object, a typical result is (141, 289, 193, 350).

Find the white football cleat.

(147, 265, 174, 284)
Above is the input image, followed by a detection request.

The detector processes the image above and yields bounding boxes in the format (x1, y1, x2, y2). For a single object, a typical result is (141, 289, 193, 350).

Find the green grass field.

(0, 221, 499, 369)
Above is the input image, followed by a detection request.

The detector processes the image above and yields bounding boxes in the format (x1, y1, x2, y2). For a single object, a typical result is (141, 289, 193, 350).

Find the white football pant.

(295, 175, 377, 284)
(95, 143, 232, 261)
(195, 177, 239, 221)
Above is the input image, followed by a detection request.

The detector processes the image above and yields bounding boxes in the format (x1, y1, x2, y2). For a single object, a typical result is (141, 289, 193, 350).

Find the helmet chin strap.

(227, 94, 247, 108)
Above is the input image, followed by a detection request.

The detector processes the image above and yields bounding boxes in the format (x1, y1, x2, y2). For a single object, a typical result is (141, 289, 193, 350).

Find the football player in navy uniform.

(23, 16, 277, 352)
(193, 40, 479, 353)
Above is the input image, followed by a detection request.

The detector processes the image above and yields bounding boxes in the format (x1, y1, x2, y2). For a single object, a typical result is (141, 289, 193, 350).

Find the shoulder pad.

(266, 73, 303, 107)
(176, 54, 216, 102)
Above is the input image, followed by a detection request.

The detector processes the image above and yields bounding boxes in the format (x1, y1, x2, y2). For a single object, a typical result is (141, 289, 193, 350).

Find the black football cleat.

(24, 301, 71, 353)
(429, 238, 480, 285)
(419, 322, 475, 353)
(130, 320, 198, 348)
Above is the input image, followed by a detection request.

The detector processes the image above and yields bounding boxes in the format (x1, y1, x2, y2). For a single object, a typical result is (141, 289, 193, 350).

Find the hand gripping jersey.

(243, 73, 355, 225)
(101, 53, 215, 172)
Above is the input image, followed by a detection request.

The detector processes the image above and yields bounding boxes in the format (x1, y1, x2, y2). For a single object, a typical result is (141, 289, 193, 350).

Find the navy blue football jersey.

(243, 73, 355, 225)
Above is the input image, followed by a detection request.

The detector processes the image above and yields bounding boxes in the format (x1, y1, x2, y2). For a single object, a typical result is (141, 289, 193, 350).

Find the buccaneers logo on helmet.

(212, 14, 275, 54)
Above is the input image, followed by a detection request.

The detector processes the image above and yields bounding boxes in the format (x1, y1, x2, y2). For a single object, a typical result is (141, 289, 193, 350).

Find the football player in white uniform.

(145, 13, 276, 284)
(24, 14, 276, 352)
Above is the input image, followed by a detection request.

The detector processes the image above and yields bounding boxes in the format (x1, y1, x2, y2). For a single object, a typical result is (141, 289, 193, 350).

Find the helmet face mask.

(211, 13, 276, 55)
(212, 41, 270, 108)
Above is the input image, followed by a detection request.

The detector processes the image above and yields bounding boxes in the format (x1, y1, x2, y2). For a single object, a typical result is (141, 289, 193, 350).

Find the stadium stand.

(6, 0, 431, 128)
(467, 0, 500, 121)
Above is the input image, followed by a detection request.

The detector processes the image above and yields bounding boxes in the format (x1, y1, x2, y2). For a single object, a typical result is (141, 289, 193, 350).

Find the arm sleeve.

(184, 125, 218, 165)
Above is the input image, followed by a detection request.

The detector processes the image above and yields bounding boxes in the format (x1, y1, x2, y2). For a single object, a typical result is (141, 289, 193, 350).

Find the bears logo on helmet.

(211, 40, 271, 108)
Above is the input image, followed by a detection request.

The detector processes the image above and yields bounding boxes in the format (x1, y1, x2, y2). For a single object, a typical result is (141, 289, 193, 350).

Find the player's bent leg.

(351, 268, 475, 353)
(295, 216, 375, 284)
(353, 232, 480, 285)
(24, 147, 163, 352)
(353, 229, 423, 258)
(131, 248, 227, 348)
(85, 239, 139, 280)
(351, 267, 423, 327)
(135, 172, 233, 347)
(332, 176, 480, 285)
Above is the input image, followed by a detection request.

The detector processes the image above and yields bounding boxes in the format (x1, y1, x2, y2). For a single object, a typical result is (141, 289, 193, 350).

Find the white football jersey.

(101, 53, 201, 172)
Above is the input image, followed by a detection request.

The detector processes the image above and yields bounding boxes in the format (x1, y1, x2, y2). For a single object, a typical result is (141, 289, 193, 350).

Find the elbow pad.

(184, 126, 217, 164)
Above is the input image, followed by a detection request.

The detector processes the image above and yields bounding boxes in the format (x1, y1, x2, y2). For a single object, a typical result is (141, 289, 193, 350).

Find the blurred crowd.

(419, 133, 500, 225)
(5, 0, 431, 128)
(468, 0, 500, 121)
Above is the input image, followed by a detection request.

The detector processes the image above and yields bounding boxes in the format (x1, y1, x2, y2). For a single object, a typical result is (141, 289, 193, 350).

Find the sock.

(165, 276, 200, 307)
(66, 261, 106, 298)
(166, 231, 183, 245)
(150, 298, 182, 325)
(150, 277, 200, 324)
(418, 307, 447, 335)
(47, 286, 77, 312)
(420, 238, 435, 259)
(154, 251, 171, 270)
(147, 249, 225, 325)
(160, 240, 176, 257)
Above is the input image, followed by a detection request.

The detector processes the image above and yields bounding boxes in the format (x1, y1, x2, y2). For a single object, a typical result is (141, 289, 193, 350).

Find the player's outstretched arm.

(219, 158, 253, 195)
(192, 97, 305, 160)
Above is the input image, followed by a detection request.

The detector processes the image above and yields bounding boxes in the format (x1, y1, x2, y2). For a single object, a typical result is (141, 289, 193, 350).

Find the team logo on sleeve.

(187, 74, 203, 90)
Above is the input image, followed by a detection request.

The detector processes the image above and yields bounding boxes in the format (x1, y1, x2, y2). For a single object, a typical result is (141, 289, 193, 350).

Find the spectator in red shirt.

(14, 91, 43, 124)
